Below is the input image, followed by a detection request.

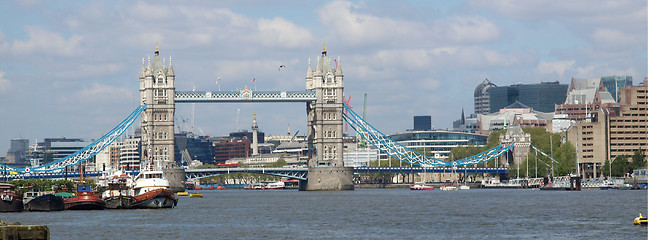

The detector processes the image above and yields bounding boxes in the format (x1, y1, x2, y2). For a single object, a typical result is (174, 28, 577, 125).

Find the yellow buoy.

(634, 213, 648, 225)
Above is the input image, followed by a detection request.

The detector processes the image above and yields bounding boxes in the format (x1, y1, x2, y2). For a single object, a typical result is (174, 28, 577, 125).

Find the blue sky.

(0, 0, 646, 154)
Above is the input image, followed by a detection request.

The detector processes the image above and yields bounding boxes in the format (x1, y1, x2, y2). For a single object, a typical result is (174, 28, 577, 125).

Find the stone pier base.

(300, 167, 354, 191)
(162, 167, 186, 193)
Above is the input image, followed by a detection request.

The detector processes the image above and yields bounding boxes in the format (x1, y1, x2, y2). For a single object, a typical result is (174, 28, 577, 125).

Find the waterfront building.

(175, 133, 215, 165)
(379, 130, 488, 161)
(474, 78, 497, 115)
(95, 141, 123, 172)
(343, 149, 378, 167)
(601, 75, 633, 102)
(212, 139, 250, 163)
(563, 78, 648, 178)
(120, 137, 141, 171)
(413, 116, 432, 131)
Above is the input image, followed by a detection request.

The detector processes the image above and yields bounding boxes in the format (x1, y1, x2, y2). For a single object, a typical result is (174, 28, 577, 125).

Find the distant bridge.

(1, 167, 507, 181)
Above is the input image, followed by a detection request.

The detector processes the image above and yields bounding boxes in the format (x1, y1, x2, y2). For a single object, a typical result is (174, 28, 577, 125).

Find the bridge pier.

(162, 167, 186, 193)
(301, 167, 354, 191)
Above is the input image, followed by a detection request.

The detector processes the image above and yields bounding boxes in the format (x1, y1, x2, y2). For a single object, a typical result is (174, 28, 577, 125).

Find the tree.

(268, 158, 287, 167)
(630, 149, 647, 171)
(554, 141, 576, 176)
(610, 155, 630, 177)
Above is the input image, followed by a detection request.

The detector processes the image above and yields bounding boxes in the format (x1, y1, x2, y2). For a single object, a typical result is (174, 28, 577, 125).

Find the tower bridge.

(1, 44, 550, 190)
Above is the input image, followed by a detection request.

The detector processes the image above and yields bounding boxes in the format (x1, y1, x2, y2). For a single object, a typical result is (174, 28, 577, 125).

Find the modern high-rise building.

(413, 116, 432, 131)
(601, 75, 633, 102)
(3, 139, 29, 165)
(474, 78, 497, 114)
(488, 82, 568, 113)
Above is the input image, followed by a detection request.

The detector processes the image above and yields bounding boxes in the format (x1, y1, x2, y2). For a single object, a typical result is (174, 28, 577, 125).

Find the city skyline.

(0, 0, 646, 154)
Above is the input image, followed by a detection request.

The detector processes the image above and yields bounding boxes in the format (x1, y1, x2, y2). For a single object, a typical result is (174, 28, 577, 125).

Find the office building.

(489, 82, 568, 113)
(601, 75, 633, 102)
(474, 78, 497, 114)
(564, 78, 648, 178)
(413, 116, 432, 131)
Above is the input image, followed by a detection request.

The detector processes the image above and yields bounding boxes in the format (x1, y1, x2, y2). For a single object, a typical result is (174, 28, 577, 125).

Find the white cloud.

(257, 17, 315, 48)
(443, 16, 500, 43)
(537, 61, 575, 77)
(78, 82, 135, 102)
(0, 71, 10, 92)
(318, 1, 425, 45)
(10, 26, 84, 56)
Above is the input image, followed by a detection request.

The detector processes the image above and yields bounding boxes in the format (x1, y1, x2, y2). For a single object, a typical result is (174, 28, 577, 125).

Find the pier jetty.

(0, 220, 49, 240)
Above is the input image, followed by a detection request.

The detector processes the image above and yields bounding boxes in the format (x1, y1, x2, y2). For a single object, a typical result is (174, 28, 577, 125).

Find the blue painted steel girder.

(353, 167, 508, 174)
(175, 91, 317, 103)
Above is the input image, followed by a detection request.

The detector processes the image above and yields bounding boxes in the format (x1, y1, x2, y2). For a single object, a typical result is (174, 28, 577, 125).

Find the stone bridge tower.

(139, 44, 176, 170)
(303, 44, 354, 190)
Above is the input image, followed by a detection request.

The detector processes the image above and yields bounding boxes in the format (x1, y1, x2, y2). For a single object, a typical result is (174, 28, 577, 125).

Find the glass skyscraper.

(601, 75, 632, 102)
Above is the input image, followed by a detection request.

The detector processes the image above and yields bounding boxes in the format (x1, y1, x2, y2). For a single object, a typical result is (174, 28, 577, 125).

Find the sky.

(0, 0, 646, 155)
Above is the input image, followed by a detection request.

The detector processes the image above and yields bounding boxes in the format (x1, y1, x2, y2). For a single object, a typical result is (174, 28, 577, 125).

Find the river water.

(2, 188, 647, 239)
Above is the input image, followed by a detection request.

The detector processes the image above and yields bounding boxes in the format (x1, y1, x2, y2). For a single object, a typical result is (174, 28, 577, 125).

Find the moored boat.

(177, 191, 189, 196)
(409, 182, 434, 190)
(23, 188, 64, 211)
(244, 181, 285, 190)
(0, 183, 23, 212)
(102, 173, 136, 209)
(65, 184, 106, 210)
(440, 185, 458, 191)
(189, 193, 203, 198)
(130, 171, 177, 208)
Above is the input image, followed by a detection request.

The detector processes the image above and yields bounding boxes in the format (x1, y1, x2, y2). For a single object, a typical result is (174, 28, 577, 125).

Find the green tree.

(610, 155, 630, 177)
(630, 149, 647, 171)
(554, 141, 576, 176)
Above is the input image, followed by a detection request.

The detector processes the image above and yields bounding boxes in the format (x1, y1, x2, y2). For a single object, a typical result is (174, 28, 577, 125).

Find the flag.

(251, 77, 256, 82)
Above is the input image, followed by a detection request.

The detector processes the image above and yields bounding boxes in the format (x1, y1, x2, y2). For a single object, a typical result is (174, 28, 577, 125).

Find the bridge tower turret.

(303, 43, 354, 190)
(139, 44, 176, 170)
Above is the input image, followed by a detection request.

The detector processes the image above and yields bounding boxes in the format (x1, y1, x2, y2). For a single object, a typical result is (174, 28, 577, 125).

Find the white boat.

(410, 182, 434, 190)
(440, 185, 457, 191)
(459, 185, 470, 190)
(130, 171, 177, 208)
(244, 181, 285, 190)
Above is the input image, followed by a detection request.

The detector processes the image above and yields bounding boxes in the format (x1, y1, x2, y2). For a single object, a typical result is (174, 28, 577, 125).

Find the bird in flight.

(279, 65, 286, 71)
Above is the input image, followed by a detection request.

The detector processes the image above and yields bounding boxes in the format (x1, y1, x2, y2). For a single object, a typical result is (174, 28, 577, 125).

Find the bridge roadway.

(1, 167, 507, 181)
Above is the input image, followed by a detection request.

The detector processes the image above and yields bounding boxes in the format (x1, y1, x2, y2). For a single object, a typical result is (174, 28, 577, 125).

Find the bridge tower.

(139, 44, 176, 170)
(303, 44, 354, 190)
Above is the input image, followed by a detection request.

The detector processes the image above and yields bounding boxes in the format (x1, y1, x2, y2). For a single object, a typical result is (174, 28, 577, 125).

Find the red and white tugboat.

(64, 184, 106, 210)
(130, 171, 177, 208)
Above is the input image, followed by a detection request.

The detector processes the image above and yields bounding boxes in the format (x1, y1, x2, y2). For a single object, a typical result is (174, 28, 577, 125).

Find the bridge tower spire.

(140, 43, 176, 170)
(304, 43, 354, 190)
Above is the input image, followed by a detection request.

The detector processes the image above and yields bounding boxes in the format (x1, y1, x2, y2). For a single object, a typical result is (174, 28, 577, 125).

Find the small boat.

(244, 181, 285, 190)
(189, 193, 203, 198)
(65, 184, 106, 210)
(634, 213, 648, 225)
(459, 185, 470, 190)
(177, 191, 189, 196)
(102, 176, 136, 209)
(130, 171, 177, 208)
(23, 188, 64, 211)
(409, 182, 434, 190)
(0, 183, 23, 212)
(440, 185, 457, 191)
(599, 180, 619, 190)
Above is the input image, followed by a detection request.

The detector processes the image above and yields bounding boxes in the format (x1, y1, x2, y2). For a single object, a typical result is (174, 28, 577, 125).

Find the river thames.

(3, 188, 647, 239)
